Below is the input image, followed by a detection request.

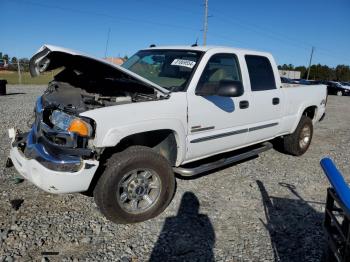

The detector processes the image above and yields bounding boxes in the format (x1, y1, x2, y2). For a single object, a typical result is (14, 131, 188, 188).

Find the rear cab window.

(245, 55, 276, 91)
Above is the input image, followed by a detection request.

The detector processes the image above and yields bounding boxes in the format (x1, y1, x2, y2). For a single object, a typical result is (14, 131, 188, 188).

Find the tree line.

(0, 54, 30, 71)
(278, 64, 350, 81)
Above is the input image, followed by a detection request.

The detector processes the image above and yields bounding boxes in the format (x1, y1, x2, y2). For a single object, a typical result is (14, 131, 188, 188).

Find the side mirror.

(216, 80, 244, 97)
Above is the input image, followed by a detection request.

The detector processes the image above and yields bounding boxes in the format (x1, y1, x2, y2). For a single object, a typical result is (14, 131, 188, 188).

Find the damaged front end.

(8, 96, 100, 193)
(9, 44, 170, 193)
(16, 97, 95, 172)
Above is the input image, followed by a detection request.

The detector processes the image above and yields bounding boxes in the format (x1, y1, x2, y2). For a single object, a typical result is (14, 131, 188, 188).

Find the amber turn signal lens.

(68, 119, 91, 137)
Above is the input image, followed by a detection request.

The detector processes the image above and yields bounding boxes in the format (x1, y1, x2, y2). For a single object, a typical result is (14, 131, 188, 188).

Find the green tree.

(335, 65, 350, 81)
(11, 57, 18, 64)
(281, 64, 293, 70)
(294, 66, 307, 78)
(278, 63, 349, 81)
(319, 65, 334, 81)
(2, 54, 9, 63)
(19, 58, 30, 71)
(7, 62, 17, 71)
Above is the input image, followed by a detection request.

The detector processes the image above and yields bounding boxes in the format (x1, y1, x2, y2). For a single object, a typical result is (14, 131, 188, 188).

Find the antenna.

(192, 38, 199, 47)
(104, 27, 111, 58)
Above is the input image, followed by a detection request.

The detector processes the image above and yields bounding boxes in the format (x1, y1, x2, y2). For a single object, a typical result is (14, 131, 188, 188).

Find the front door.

(186, 53, 252, 162)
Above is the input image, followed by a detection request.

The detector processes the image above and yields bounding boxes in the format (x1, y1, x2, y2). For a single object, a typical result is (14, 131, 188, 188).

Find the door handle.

(272, 97, 280, 105)
(239, 100, 249, 109)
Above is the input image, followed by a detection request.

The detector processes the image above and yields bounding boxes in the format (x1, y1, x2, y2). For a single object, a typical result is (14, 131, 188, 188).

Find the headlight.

(68, 119, 92, 137)
(50, 110, 93, 137)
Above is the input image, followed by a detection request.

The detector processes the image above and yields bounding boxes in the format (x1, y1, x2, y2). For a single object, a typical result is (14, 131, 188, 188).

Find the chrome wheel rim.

(337, 91, 342, 96)
(299, 126, 311, 149)
(117, 169, 161, 214)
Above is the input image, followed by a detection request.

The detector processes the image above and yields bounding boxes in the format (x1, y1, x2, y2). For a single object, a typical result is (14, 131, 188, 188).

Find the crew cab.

(8, 45, 327, 224)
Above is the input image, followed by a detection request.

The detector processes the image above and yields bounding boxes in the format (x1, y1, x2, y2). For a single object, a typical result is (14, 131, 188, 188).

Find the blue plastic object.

(320, 157, 350, 212)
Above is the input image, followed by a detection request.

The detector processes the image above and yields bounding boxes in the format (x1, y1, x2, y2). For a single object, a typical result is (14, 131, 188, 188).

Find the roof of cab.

(143, 45, 272, 56)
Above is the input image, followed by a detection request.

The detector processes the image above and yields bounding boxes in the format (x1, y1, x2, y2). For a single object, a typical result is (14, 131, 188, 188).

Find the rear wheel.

(94, 146, 175, 224)
(337, 90, 343, 96)
(282, 116, 313, 156)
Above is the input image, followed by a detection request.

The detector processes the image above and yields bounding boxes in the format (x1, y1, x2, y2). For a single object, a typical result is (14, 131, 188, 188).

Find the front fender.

(104, 119, 186, 166)
(80, 93, 188, 165)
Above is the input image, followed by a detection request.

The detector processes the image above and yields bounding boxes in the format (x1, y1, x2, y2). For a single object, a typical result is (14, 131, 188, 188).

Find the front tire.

(282, 116, 313, 156)
(94, 146, 175, 224)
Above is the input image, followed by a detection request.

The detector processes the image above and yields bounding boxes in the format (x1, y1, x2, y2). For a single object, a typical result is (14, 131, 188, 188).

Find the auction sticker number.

(171, 59, 196, 69)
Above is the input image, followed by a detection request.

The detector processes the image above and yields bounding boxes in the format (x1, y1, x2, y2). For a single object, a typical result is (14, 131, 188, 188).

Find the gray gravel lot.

(0, 85, 349, 262)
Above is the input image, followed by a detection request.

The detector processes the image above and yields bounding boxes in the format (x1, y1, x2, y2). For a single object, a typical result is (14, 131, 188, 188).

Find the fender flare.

(100, 119, 187, 166)
(290, 104, 318, 133)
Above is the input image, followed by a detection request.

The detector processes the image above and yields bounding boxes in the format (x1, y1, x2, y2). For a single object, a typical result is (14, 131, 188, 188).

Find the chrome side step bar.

(173, 142, 273, 177)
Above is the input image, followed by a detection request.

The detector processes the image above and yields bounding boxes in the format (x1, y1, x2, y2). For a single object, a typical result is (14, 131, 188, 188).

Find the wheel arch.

(302, 105, 318, 121)
(291, 105, 318, 133)
(95, 119, 187, 166)
(113, 129, 180, 166)
(84, 127, 184, 196)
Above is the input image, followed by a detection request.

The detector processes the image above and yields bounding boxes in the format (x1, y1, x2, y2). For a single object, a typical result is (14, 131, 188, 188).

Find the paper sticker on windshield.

(171, 59, 196, 68)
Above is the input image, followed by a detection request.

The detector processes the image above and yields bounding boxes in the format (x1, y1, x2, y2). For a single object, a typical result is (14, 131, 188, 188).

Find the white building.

(279, 70, 301, 79)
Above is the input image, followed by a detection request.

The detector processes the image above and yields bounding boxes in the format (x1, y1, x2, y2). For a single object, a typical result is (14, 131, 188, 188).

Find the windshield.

(122, 50, 202, 91)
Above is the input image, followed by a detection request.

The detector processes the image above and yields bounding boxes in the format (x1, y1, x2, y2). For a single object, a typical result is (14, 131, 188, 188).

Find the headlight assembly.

(68, 118, 92, 137)
(50, 110, 93, 137)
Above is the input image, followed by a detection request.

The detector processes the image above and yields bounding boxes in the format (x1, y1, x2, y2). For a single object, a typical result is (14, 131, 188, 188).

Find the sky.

(1, 0, 350, 67)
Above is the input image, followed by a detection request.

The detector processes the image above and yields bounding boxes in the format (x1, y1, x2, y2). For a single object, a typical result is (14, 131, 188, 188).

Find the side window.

(196, 53, 241, 95)
(245, 55, 276, 91)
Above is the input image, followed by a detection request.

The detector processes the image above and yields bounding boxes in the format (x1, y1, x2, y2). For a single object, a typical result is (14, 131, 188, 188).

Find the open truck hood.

(29, 45, 170, 96)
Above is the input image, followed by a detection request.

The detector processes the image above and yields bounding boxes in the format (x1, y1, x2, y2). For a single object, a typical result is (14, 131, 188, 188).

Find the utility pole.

(17, 59, 22, 84)
(306, 46, 314, 80)
(104, 28, 111, 58)
(203, 0, 208, 46)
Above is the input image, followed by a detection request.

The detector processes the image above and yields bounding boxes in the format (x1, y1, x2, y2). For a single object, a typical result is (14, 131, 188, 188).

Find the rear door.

(244, 55, 284, 144)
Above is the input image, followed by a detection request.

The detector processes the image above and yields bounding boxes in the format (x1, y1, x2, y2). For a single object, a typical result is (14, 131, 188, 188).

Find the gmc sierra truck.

(8, 45, 327, 224)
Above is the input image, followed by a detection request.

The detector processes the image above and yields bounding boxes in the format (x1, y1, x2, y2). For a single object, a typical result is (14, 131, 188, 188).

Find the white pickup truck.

(8, 45, 327, 224)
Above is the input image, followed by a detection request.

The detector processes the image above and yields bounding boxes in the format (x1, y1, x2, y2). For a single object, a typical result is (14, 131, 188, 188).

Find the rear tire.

(282, 116, 313, 156)
(94, 146, 175, 224)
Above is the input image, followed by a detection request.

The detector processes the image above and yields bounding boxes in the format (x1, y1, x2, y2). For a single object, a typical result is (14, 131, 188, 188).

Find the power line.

(208, 7, 350, 64)
(6, 0, 349, 65)
(9, 0, 200, 33)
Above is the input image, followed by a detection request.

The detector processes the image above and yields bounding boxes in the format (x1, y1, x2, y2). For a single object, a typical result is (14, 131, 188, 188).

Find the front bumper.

(9, 130, 99, 194)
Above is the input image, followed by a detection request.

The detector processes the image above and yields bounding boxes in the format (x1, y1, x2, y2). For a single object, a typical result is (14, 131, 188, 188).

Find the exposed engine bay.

(42, 68, 161, 114)
(25, 45, 170, 156)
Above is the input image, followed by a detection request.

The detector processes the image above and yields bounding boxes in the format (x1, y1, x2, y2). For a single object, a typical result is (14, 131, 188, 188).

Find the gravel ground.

(0, 85, 349, 262)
